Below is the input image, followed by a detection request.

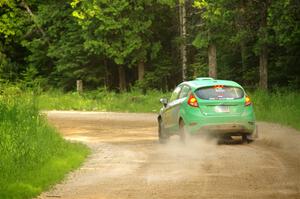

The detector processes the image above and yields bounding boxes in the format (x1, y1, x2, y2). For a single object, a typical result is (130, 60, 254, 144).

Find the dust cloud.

(144, 135, 218, 183)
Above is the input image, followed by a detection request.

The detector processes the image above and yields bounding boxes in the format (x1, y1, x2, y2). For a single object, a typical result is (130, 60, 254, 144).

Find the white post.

(76, 80, 83, 93)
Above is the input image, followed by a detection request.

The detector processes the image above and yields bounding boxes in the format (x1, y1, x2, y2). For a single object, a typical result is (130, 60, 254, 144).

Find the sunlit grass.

(0, 88, 89, 199)
(250, 90, 300, 130)
(38, 89, 170, 113)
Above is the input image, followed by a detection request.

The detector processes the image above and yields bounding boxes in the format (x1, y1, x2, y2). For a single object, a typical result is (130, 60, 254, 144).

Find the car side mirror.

(160, 98, 168, 107)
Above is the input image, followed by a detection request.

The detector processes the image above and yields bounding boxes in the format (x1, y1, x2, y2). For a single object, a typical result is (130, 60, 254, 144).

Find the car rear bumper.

(182, 106, 255, 136)
(187, 121, 255, 136)
(201, 123, 253, 133)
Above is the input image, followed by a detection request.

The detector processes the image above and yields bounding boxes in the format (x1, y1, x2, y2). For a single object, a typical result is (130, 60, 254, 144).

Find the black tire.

(158, 119, 168, 144)
(242, 135, 249, 144)
(218, 135, 233, 145)
(243, 125, 258, 144)
(253, 125, 259, 139)
(179, 120, 187, 143)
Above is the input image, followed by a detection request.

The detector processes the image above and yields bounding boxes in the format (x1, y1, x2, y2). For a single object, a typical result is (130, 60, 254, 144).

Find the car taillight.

(188, 93, 199, 107)
(214, 85, 224, 89)
(245, 96, 252, 106)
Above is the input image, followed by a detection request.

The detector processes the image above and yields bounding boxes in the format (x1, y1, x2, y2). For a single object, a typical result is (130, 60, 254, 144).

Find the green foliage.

(0, 1, 27, 37)
(136, 53, 177, 91)
(267, 0, 300, 89)
(0, 0, 31, 82)
(38, 88, 170, 113)
(0, 0, 299, 90)
(191, 0, 300, 88)
(22, 1, 97, 89)
(251, 90, 300, 130)
(193, 0, 231, 46)
(189, 51, 208, 78)
(0, 85, 89, 199)
(192, 33, 209, 49)
(71, 0, 160, 68)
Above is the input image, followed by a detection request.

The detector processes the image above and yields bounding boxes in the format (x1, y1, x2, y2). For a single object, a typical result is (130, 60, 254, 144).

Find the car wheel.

(179, 120, 187, 143)
(158, 119, 168, 144)
(253, 125, 259, 138)
(243, 125, 258, 144)
(218, 135, 233, 145)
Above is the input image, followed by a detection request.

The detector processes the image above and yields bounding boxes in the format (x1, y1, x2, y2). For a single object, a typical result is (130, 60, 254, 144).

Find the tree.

(179, 0, 187, 80)
(193, 0, 230, 79)
(71, 0, 158, 91)
(267, 0, 300, 89)
(1, 0, 300, 91)
(20, 0, 97, 89)
(257, 0, 271, 90)
(0, 0, 30, 82)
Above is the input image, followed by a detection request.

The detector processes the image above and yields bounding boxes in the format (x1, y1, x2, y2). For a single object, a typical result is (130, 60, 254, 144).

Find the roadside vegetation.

(0, 87, 89, 199)
(38, 89, 170, 113)
(36, 88, 300, 131)
(251, 90, 300, 130)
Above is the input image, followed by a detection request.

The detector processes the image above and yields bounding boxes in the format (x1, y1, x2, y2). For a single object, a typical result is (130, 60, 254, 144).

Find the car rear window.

(195, 86, 244, 100)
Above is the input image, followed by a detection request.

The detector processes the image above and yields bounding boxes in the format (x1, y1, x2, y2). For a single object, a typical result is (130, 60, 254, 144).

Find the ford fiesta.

(158, 77, 257, 143)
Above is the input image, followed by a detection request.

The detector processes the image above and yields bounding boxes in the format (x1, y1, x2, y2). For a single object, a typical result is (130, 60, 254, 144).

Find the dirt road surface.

(38, 111, 300, 199)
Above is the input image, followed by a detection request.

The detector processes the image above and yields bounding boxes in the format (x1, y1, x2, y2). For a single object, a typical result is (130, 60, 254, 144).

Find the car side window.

(179, 85, 190, 99)
(169, 86, 182, 102)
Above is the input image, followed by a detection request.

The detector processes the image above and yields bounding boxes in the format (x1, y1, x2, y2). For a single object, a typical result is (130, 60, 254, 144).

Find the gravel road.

(38, 111, 300, 199)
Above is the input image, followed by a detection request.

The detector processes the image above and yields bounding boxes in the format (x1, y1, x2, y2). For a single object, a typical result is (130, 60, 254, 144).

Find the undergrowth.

(250, 90, 300, 130)
(0, 86, 89, 199)
(38, 88, 170, 113)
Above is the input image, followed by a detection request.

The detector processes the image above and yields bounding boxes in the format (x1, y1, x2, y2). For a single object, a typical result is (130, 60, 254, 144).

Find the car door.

(176, 85, 191, 123)
(167, 85, 191, 130)
(163, 86, 182, 130)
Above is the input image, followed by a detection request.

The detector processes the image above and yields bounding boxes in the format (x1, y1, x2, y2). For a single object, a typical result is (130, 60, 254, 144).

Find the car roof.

(180, 77, 243, 91)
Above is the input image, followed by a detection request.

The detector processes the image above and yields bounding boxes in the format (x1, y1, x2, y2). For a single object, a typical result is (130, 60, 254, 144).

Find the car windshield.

(195, 86, 244, 100)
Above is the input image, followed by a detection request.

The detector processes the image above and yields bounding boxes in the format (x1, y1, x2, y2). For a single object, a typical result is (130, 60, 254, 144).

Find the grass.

(38, 89, 170, 113)
(0, 88, 89, 199)
(38, 88, 300, 131)
(250, 90, 300, 130)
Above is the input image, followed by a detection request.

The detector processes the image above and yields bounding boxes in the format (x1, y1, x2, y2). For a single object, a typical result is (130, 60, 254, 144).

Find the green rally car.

(158, 77, 257, 143)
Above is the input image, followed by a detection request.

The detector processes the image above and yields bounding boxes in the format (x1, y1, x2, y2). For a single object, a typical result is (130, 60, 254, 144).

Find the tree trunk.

(241, 41, 248, 73)
(179, 0, 187, 81)
(259, 45, 268, 89)
(208, 43, 217, 78)
(259, 0, 269, 90)
(118, 65, 126, 92)
(104, 59, 109, 88)
(76, 80, 83, 93)
(138, 61, 145, 81)
(239, 0, 247, 73)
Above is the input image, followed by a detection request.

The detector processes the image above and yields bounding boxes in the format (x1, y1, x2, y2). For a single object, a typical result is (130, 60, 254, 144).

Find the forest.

(1, 1, 300, 198)
(0, 0, 299, 92)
